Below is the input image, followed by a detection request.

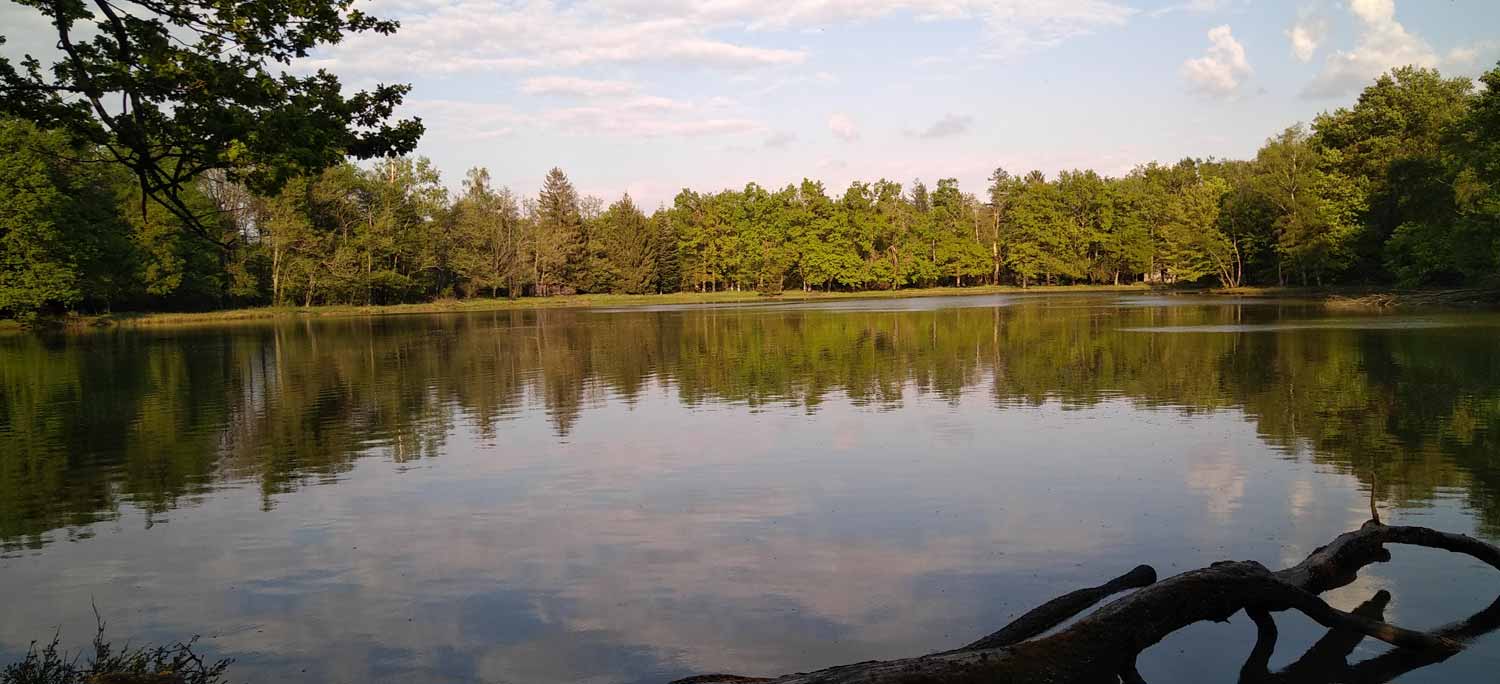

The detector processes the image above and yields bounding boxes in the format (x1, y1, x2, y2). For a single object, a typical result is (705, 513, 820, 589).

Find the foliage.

(0, 120, 133, 320)
(533, 168, 583, 296)
(1314, 66, 1474, 277)
(0, 0, 423, 247)
(596, 194, 656, 294)
(2, 62, 1499, 321)
(2, 620, 230, 684)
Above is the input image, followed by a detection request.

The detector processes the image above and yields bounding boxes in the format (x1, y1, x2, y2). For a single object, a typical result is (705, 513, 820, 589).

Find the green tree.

(1158, 174, 1232, 285)
(1314, 66, 1473, 278)
(1383, 63, 1500, 284)
(930, 178, 989, 286)
(1253, 126, 1361, 285)
(597, 194, 657, 294)
(0, 0, 422, 246)
(651, 211, 682, 293)
(532, 168, 583, 296)
(451, 167, 525, 298)
(1052, 169, 1113, 283)
(0, 119, 133, 319)
(1003, 171, 1060, 287)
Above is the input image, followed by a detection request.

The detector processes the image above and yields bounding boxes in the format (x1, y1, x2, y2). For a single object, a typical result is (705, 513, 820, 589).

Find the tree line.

(2, 63, 1497, 320)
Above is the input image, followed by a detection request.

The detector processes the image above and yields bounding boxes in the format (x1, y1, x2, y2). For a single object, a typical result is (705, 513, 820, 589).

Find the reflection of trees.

(3, 300, 1498, 549)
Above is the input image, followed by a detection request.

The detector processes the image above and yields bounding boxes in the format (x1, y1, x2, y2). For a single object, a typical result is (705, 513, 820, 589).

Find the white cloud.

(1302, 0, 1436, 98)
(1446, 45, 1480, 66)
(410, 94, 758, 142)
(914, 55, 956, 68)
(1150, 0, 1235, 17)
(546, 105, 764, 138)
(763, 131, 798, 148)
(912, 114, 974, 139)
(970, 1, 1137, 57)
(307, 2, 806, 75)
(746, 71, 839, 98)
(602, 0, 1136, 42)
(828, 113, 860, 142)
(1181, 25, 1252, 97)
(519, 76, 638, 97)
(1286, 12, 1329, 62)
(308, 0, 1135, 76)
(618, 95, 693, 113)
(1442, 41, 1499, 69)
(405, 100, 523, 140)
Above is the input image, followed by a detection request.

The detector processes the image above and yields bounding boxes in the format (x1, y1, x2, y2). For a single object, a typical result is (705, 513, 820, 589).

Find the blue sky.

(6, 0, 1499, 207)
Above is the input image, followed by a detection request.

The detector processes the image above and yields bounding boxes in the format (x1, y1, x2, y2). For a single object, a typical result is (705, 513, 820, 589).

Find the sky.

(5, 0, 1500, 208)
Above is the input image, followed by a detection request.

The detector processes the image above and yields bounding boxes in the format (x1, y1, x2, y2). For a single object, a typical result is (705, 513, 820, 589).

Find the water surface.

(2, 293, 1499, 683)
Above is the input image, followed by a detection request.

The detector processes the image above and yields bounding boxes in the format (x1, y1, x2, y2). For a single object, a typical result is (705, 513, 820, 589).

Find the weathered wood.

(668, 520, 1500, 684)
(959, 564, 1156, 651)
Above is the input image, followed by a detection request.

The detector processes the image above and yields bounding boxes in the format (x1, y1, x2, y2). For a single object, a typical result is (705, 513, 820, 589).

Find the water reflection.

(1, 294, 1499, 683)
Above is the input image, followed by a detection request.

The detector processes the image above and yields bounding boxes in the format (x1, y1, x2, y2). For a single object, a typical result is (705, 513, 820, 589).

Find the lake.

(2, 292, 1499, 683)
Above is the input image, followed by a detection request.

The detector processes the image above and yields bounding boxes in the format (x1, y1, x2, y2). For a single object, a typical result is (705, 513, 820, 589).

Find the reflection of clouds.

(1185, 452, 1247, 523)
(3, 394, 1147, 683)
(1287, 477, 1316, 521)
(4, 392, 1491, 684)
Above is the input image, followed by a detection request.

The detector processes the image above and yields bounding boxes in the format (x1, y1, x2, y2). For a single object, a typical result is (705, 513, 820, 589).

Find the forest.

(2, 63, 1498, 321)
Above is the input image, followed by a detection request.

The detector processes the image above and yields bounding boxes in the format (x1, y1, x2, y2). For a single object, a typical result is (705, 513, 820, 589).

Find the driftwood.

(672, 520, 1500, 684)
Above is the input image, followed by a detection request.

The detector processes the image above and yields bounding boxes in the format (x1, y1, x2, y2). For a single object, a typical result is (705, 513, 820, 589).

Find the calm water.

(2, 293, 1499, 683)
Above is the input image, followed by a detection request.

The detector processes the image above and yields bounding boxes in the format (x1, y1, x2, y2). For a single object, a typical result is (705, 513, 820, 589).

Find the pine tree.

(533, 168, 583, 295)
(651, 212, 682, 293)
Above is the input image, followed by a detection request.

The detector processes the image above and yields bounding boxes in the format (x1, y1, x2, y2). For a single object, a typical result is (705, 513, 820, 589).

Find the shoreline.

(3, 284, 1146, 332)
(4, 283, 1496, 333)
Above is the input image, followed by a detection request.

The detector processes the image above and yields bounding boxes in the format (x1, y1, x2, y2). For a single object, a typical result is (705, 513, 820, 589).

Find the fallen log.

(672, 520, 1500, 684)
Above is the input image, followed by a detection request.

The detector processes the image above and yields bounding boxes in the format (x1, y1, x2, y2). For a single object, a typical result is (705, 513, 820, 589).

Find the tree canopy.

(0, 0, 423, 247)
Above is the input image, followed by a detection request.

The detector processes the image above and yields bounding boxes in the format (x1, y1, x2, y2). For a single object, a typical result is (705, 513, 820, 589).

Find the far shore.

(4, 282, 1497, 333)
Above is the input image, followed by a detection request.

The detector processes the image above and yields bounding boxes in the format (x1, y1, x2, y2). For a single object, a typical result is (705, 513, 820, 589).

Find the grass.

(10, 281, 1492, 333)
(2, 283, 1150, 332)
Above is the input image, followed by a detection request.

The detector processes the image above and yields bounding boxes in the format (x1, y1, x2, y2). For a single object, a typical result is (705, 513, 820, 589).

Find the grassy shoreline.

(4, 285, 1147, 331)
(5, 282, 1496, 332)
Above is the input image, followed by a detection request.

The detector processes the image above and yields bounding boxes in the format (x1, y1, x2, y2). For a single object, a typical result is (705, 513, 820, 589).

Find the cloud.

(763, 131, 798, 148)
(828, 113, 860, 142)
(1286, 12, 1329, 62)
(404, 100, 522, 140)
(1302, 0, 1436, 98)
(1149, 0, 1235, 17)
(519, 76, 638, 97)
(747, 70, 840, 97)
(410, 95, 757, 142)
(970, 1, 1137, 58)
(1181, 25, 1251, 97)
(306, 1, 807, 75)
(618, 95, 694, 112)
(307, 1, 1135, 76)
(546, 106, 764, 138)
(1441, 41, 1499, 70)
(912, 114, 974, 139)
